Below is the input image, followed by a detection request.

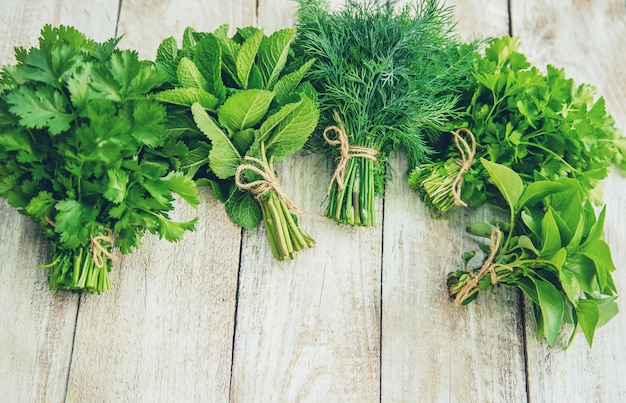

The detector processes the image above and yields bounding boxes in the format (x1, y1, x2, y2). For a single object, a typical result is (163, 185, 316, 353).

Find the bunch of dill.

(293, 0, 477, 226)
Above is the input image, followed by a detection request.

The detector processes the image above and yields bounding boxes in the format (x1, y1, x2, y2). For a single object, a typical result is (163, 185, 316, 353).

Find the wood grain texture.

(0, 2, 118, 402)
(381, 157, 527, 403)
(62, 2, 250, 401)
(65, 190, 242, 402)
(380, 2, 528, 402)
(116, 0, 257, 58)
(230, 152, 383, 402)
(1, 0, 626, 402)
(511, 1, 626, 401)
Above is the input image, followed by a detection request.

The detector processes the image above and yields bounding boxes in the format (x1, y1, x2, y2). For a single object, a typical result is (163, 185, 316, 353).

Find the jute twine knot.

(46, 217, 116, 269)
(323, 111, 378, 194)
(453, 227, 503, 306)
(450, 128, 477, 208)
(235, 156, 304, 214)
(90, 229, 117, 268)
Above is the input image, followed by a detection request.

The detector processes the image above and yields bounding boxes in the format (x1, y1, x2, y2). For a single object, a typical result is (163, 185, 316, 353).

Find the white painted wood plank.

(380, 1, 530, 401)
(116, 0, 257, 59)
(65, 191, 242, 402)
(63, 1, 253, 401)
(511, 1, 626, 401)
(230, 153, 382, 401)
(230, 4, 381, 401)
(0, 2, 118, 402)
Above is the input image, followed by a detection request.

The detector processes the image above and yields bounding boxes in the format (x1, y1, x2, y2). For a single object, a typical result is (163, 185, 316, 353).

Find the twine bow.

(450, 128, 477, 208)
(90, 229, 117, 268)
(322, 111, 378, 194)
(453, 227, 503, 306)
(235, 156, 304, 214)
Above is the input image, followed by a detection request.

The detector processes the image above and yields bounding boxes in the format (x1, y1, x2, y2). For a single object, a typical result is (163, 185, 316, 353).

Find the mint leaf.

(257, 28, 296, 89)
(194, 33, 226, 102)
(259, 94, 319, 162)
(225, 189, 262, 229)
(236, 29, 264, 89)
(155, 87, 219, 110)
(177, 57, 207, 89)
(217, 89, 274, 132)
(192, 102, 241, 179)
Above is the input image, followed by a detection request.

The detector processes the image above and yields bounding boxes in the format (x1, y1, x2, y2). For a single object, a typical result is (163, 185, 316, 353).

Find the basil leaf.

(531, 277, 565, 346)
(539, 209, 562, 258)
(480, 158, 524, 211)
(576, 299, 600, 347)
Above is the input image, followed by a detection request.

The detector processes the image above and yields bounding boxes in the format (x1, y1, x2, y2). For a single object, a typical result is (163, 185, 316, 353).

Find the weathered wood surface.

(0, 1, 625, 402)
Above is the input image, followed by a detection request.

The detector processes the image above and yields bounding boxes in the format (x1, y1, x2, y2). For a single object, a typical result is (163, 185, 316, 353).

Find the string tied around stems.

(322, 111, 378, 195)
(235, 156, 304, 214)
(450, 127, 477, 207)
(90, 229, 117, 269)
(453, 227, 509, 306)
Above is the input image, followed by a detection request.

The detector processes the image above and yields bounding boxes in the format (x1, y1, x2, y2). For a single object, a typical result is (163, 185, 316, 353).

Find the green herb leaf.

(155, 87, 219, 110)
(225, 189, 262, 229)
(177, 57, 207, 89)
(480, 158, 524, 210)
(191, 102, 241, 179)
(217, 89, 274, 132)
(257, 28, 296, 89)
(236, 29, 264, 89)
(194, 33, 227, 102)
(531, 277, 565, 346)
(576, 299, 600, 347)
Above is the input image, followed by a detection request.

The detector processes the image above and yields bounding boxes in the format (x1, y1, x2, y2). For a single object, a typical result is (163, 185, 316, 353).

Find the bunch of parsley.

(410, 36, 625, 215)
(293, 0, 476, 226)
(0, 25, 199, 293)
(154, 26, 319, 260)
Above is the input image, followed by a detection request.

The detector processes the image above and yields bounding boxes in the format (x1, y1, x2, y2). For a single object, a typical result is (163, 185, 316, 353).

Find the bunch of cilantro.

(153, 26, 319, 260)
(0, 25, 199, 293)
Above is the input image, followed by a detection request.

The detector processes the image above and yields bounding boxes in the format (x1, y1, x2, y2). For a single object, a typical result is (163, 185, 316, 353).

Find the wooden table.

(1, 1, 625, 401)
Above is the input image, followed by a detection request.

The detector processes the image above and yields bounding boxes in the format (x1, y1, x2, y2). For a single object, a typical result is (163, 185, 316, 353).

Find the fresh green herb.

(0, 25, 199, 293)
(155, 26, 319, 260)
(293, 0, 476, 226)
(448, 159, 618, 347)
(410, 36, 625, 216)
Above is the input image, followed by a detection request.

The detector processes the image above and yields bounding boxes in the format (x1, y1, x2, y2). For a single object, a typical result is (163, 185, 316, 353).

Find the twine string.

(453, 227, 502, 306)
(322, 111, 378, 195)
(90, 229, 117, 268)
(450, 128, 477, 207)
(235, 156, 304, 214)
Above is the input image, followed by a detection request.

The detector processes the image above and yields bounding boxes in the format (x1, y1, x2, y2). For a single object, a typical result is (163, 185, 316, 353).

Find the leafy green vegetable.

(447, 160, 618, 347)
(155, 26, 319, 260)
(293, 0, 476, 226)
(410, 36, 625, 215)
(0, 25, 199, 293)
